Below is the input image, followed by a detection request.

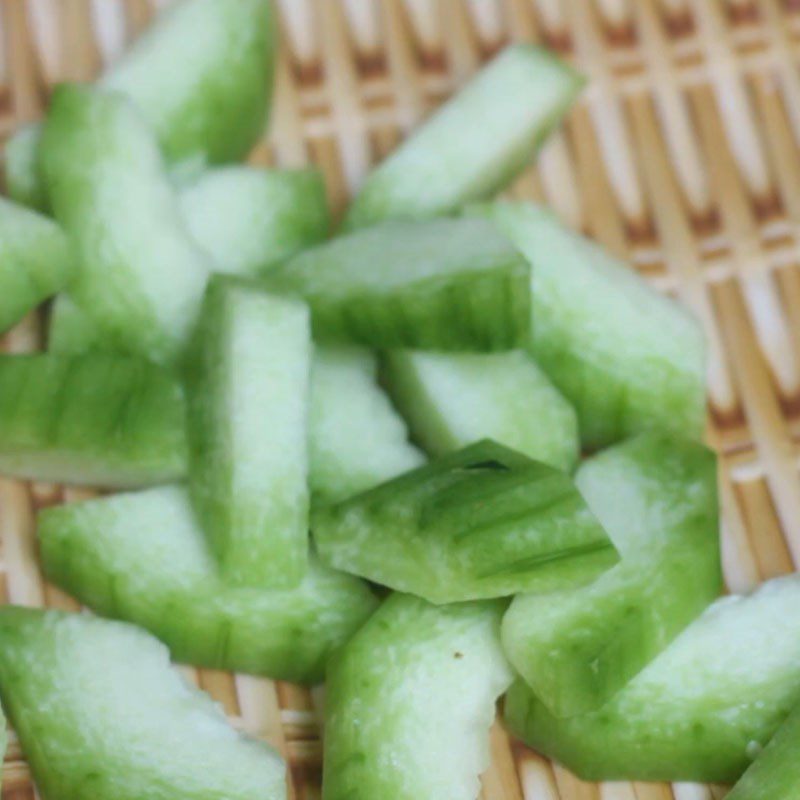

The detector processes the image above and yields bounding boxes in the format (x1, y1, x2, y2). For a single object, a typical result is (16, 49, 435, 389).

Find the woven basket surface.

(1, 0, 799, 797)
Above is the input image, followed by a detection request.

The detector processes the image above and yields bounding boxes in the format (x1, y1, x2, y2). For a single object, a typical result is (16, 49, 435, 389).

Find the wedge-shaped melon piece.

(0, 196, 74, 334)
(266, 217, 530, 351)
(102, 0, 274, 166)
(344, 44, 583, 228)
(504, 574, 800, 783)
(726, 702, 800, 800)
(384, 349, 578, 471)
(180, 166, 329, 277)
(502, 433, 721, 717)
(7, 0, 275, 210)
(41, 85, 213, 364)
(39, 486, 377, 684)
(323, 593, 512, 799)
(479, 202, 706, 449)
(312, 440, 618, 603)
(185, 276, 311, 588)
(0, 607, 285, 800)
(310, 347, 424, 504)
(0, 353, 186, 487)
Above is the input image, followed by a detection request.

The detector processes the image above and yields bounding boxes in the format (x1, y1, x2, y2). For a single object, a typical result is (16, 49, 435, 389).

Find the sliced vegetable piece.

(383, 349, 578, 471)
(323, 593, 512, 800)
(39, 486, 377, 684)
(726, 702, 800, 800)
(0, 353, 186, 487)
(310, 347, 424, 504)
(180, 166, 329, 277)
(0, 607, 286, 800)
(266, 217, 530, 350)
(312, 440, 618, 603)
(103, 0, 274, 165)
(502, 433, 721, 717)
(504, 574, 800, 783)
(6, 0, 275, 210)
(0, 197, 74, 334)
(184, 276, 310, 588)
(344, 44, 583, 229)
(479, 202, 706, 449)
(41, 85, 212, 364)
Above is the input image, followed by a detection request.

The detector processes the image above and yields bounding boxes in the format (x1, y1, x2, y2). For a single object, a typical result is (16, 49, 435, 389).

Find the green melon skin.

(0, 353, 186, 487)
(323, 593, 512, 800)
(265, 217, 531, 351)
(0, 196, 75, 334)
(40, 85, 212, 365)
(726, 702, 800, 800)
(0, 607, 286, 800)
(310, 347, 424, 504)
(184, 275, 311, 588)
(383, 349, 578, 472)
(502, 433, 721, 717)
(48, 303, 422, 505)
(312, 439, 618, 604)
(476, 202, 706, 450)
(504, 574, 800, 783)
(180, 166, 330, 277)
(344, 44, 584, 229)
(6, 0, 275, 211)
(38, 486, 378, 684)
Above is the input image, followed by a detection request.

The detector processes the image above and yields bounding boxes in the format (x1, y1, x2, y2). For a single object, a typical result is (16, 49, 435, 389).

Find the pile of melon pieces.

(0, 1, 794, 798)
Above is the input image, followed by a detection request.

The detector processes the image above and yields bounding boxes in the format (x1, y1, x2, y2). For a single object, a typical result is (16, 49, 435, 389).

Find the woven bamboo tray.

(1, 0, 798, 797)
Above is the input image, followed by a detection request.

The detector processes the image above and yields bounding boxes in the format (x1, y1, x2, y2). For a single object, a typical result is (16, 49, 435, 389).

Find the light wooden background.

(2, 0, 800, 798)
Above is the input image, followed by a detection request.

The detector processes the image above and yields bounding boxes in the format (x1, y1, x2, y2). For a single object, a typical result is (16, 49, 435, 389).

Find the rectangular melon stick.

(38, 486, 378, 684)
(183, 276, 311, 588)
(265, 217, 531, 351)
(323, 593, 512, 800)
(0, 353, 186, 487)
(312, 439, 619, 604)
(475, 202, 706, 449)
(179, 166, 330, 277)
(504, 573, 800, 783)
(40, 84, 213, 365)
(502, 432, 721, 717)
(48, 298, 422, 503)
(0, 607, 286, 800)
(726, 702, 800, 800)
(5, 0, 275, 211)
(383, 349, 578, 472)
(343, 44, 584, 229)
(0, 196, 74, 334)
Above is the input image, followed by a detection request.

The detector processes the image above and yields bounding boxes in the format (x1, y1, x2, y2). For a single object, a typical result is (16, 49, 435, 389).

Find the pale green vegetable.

(41, 85, 212, 365)
(323, 593, 512, 799)
(345, 44, 583, 228)
(384, 349, 578, 471)
(184, 276, 311, 588)
(0, 353, 186, 487)
(0, 607, 286, 799)
(479, 202, 706, 449)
